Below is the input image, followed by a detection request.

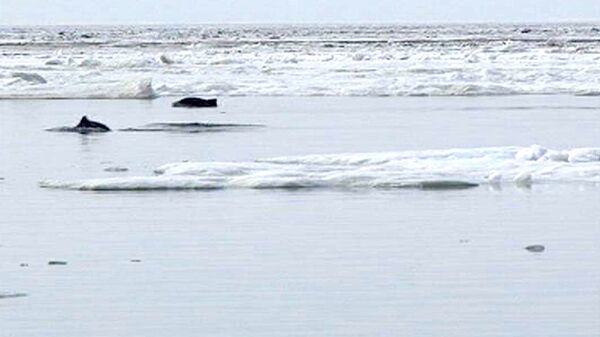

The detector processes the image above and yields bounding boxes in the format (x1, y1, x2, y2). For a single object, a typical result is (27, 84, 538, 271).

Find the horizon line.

(2, 19, 600, 28)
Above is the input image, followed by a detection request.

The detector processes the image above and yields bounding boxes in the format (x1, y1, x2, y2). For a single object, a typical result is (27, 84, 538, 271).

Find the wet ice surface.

(2, 23, 600, 98)
(39, 144, 600, 191)
(0, 96, 599, 337)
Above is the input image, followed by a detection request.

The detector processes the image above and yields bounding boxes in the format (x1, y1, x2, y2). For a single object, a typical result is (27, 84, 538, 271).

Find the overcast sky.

(1, 0, 599, 25)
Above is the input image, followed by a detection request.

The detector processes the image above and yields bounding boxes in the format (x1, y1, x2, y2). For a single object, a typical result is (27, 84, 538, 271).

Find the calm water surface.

(1, 96, 599, 337)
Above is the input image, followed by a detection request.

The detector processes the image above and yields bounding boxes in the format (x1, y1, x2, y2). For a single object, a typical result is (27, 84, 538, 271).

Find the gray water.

(1, 96, 599, 337)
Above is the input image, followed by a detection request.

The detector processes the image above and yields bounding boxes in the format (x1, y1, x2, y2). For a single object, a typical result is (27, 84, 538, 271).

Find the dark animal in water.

(172, 97, 218, 108)
(525, 245, 545, 253)
(75, 116, 111, 132)
(46, 116, 111, 134)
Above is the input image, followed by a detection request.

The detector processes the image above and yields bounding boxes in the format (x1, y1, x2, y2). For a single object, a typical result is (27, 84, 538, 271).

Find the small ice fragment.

(79, 58, 101, 67)
(567, 148, 600, 163)
(542, 150, 569, 162)
(352, 53, 367, 61)
(514, 171, 532, 187)
(486, 171, 502, 184)
(525, 245, 545, 253)
(546, 39, 564, 47)
(45, 59, 63, 66)
(160, 54, 174, 65)
(515, 145, 547, 161)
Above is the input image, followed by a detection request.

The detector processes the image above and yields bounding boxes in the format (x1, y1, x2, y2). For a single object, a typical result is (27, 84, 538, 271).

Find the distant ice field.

(2, 23, 600, 98)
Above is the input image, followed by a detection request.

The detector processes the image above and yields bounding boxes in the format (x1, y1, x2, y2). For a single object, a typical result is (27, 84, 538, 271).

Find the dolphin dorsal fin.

(77, 116, 90, 128)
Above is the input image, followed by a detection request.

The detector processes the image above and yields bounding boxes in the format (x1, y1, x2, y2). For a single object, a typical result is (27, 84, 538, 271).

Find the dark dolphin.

(525, 245, 545, 253)
(46, 116, 111, 134)
(76, 116, 110, 131)
(172, 97, 218, 108)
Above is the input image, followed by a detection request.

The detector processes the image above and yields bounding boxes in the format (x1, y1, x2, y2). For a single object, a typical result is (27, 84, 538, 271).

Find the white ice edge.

(39, 145, 600, 191)
(0, 78, 157, 99)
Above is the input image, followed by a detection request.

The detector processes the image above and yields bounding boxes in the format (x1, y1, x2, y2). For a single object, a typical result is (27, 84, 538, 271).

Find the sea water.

(0, 95, 599, 337)
(0, 23, 599, 337)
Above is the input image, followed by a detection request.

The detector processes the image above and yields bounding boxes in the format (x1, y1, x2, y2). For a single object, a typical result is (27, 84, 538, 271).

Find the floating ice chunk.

(0, 78, 157, 99)
(40, 176, 224, 191)
(154, 162, 258, 176)
(546, 39, 564, 47)
(541, 150, 569, 162)
(574, 89, 600, 96)
(515, 145, 547, 161)
(114, 78, 157, 99)
(466, 53, 479, 63)
(79, 58, 101, 67)
(210, 58, 243, 65)
(486, 171, 502, 184)
(39, 146, 600, 192)
(284, 56, 299, 64)
(352, 53, 367, 61)
(45, 59, 63, 66)
(159, 54, 175, 65)
(513, 171, 533, 187)
(567, 148, 600, 163)
(202, 82, 238, 93)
